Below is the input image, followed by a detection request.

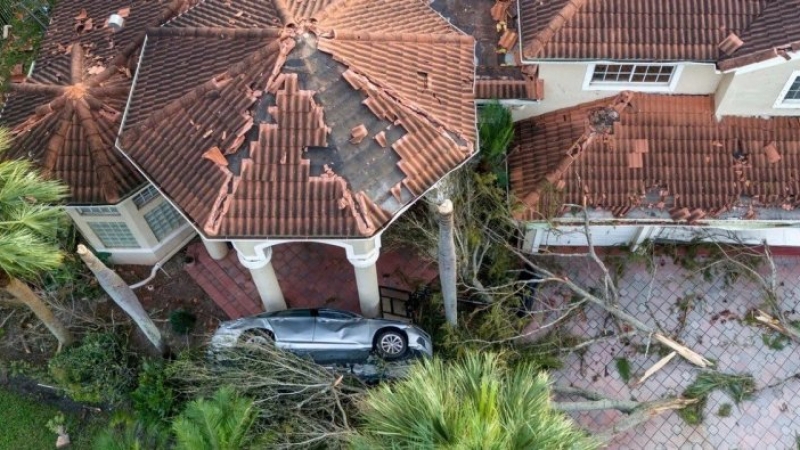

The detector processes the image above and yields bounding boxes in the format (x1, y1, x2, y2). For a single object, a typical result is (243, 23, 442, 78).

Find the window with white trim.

(132, 185, 160, 209)
(87, 222, 140, 248)
(775, 72, 800, 108)
(75, 206, 121, 216)
(584, 64, 681, 92)
(144, 201, 184, 241)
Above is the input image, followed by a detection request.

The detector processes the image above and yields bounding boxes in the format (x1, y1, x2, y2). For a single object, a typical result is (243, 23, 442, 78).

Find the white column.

(235, 244, 286, 312)
(202, 239, 229, 260)
(345, 237, 382, 318)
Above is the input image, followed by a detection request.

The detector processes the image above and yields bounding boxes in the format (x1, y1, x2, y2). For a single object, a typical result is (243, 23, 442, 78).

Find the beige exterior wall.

(67, 187, 196, 265)
(715, 57, 800, 117)
(513, 62, 721, 121)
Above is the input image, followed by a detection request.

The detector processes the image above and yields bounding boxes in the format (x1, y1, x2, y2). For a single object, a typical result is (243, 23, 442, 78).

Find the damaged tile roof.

(119, 0, 476, 239)
(0, 0, 195, 204)
(508, 92, 800, 222)
(517, 0, 790, 66)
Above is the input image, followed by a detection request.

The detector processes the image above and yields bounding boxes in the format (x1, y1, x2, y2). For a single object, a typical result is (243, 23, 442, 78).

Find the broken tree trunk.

(76, 245, 168, 356)
(2, 275, 73, 352)
(438, 199, 458, 327)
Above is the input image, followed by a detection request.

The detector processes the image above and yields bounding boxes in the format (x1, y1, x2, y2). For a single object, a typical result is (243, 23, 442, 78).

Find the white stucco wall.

(715, 57, 800, 117)
(67, 191, 196, 265)
(513, 62, 721, 121)
(522, 222, 800, 252)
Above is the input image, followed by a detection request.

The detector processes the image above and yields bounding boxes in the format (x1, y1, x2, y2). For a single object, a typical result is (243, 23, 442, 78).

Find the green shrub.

(131, 359, 178, 425)
(169, 310, 197, 334)
(48, 333, 136, 404)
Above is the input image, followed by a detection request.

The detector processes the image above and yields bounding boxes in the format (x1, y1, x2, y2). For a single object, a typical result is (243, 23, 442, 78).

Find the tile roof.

(119, 0, 476, 239)
(475, 66, 543, 101)
(518, 0, 767, 62)
(508, 92, 800, 222)
(718, 0, 800, 70)
(0, 0, 193, 204)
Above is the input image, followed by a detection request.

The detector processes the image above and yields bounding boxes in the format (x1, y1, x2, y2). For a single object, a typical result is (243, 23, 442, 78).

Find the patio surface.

(184, 241, 437, 319)
(537, 253, 800, 449)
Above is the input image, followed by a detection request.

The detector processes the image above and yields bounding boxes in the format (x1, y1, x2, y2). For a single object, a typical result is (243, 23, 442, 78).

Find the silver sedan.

(210, 308, 433, 360)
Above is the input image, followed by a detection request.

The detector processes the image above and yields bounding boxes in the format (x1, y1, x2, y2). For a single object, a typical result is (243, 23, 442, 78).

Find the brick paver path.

(185, 241, 437, 319)
(539, 254, 800, 449)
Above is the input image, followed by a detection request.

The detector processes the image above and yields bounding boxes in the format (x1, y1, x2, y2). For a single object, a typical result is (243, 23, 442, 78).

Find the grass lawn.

(0, 386, 108, 450)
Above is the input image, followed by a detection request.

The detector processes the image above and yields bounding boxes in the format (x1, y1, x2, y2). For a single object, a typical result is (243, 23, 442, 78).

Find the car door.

(313, 309, 370, 351)
(266, 309, 314, 351)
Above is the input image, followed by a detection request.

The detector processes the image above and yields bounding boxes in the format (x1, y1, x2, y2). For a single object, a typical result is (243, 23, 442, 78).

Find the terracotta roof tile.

(165, 0, 284, 28)
(509, 93, 800, 221)
(719, 0, 800, 70)
(519, 0, 766, 61)
(118, 0, 475, 239)
(317, 0, 460, 35)
(0, 0, 190, 204)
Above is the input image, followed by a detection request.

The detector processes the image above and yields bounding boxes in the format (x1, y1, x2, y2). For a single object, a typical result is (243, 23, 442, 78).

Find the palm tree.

(437, 199, 457, 327)
(350, 352, 598, 450)
(172, 386, 257, 450)
(0, 127, 74, 350)
(77, 244, 168, 355)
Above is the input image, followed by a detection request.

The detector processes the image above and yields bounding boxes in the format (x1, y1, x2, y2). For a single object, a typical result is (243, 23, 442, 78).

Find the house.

(1, 0, 478, 317)
(0, 0, 199, 265)
(504, 0, 800, 251)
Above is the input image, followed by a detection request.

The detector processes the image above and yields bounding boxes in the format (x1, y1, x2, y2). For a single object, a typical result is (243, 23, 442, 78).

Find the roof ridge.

(148, 26, 285, 38)
(521, 0, 587, 59)
(330, 30, 473, 44)
(122, 38, 284, 147)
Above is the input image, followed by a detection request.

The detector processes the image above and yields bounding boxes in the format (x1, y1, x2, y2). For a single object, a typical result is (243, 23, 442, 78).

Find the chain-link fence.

(533, 254, 800, 449)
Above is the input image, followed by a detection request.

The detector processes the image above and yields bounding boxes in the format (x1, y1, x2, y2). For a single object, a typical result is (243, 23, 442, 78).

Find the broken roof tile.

(117, 0, 475, 239)
(510, 93, 800, 221)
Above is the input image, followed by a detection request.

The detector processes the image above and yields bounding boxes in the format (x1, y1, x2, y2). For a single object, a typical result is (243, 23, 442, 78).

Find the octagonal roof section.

(0, 0, 196, 205)
(118, 0, 476, 239)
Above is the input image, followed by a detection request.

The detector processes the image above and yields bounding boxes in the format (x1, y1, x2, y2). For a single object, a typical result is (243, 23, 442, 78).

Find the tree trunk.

(76, 245, 168, 356)
(438, 199, 458, 327)
(3, 276, 73, 352)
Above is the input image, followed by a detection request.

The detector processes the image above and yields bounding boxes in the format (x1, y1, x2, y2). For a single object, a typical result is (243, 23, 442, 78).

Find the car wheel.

(375, 329, 407, 360)
(239, 329, 274, 346)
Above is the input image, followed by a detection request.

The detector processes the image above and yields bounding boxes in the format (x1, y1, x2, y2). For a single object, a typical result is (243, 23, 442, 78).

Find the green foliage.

(131, 359, 179, 426)
(615, 358, 632, 384)
(716, 403, 732, 417)
(45, 412, 66, 435)
(169, 309, 197, 335)
(93, 414, 171, 450)
(172, 386, 257, 450)
(350, 352, 597, 450)
(0, 2, 52, 90)
(678, 372, 755, 425)
(478, 102, 515, 185)
(420, 295, 567, 372)
(48, 332, 136, 404)
(0, 385, 108, 450)
(762, 332, 791, 351)
(0, 129, 70, 281)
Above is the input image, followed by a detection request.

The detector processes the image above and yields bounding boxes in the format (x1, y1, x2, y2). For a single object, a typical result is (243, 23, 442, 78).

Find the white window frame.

(773, 70, 800, 109)
(86, 221, 141, 249)
(583, 63, 683, 93)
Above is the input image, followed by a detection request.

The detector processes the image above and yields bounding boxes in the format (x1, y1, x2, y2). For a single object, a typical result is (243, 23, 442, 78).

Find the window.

(144, 200, 184, 241)
(318, 309, 357, 320)
(87, 222, 140, 248)
(132, 185, 160, 209)
(775, 71, 800, 108)
(584, 64, 682, 92)
(75, 206, 121, 216)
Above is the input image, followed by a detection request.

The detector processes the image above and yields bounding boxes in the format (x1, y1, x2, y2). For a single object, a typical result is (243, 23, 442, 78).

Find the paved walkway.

(538, 254, 800, 449)
(184, 241, 437, 319)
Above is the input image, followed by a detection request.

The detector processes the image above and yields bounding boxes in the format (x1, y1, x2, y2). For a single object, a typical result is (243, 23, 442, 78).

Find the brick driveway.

(539, 254, 800, 449)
